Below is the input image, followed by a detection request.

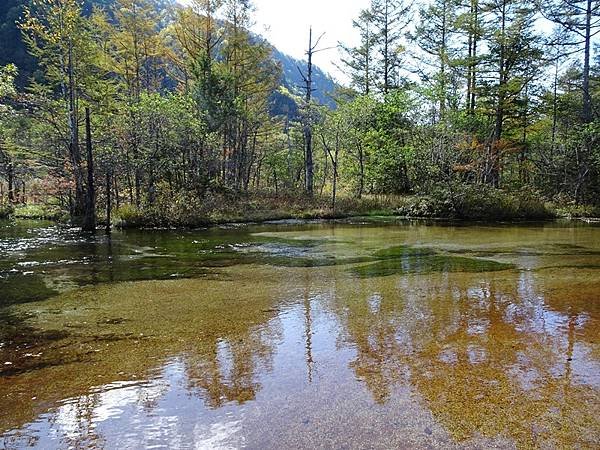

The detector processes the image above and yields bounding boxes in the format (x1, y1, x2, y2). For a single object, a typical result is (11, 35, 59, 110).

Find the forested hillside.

(0, 0, 337, 102)
(0, 0, 599, 229)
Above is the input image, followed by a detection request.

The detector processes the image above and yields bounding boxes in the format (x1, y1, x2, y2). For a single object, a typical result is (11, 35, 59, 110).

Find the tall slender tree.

(370, 0, 412, 94)
(339, 9, 376, 95)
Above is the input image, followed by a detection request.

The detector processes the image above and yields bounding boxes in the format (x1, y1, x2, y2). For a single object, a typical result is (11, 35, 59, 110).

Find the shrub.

(0, 203, 14, 219)
(13, 203, 66, 221)
(113, 204, 147, 228)
(397, 183, 554, 220)
(554, 203, 600, 219)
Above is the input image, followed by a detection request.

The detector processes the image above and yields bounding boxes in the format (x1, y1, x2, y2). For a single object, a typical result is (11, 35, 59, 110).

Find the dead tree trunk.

(82, 107, 96, 233)
(302, 28, 315, 197)
(105, 168, 111, 234)
(7, 161, 15, 204)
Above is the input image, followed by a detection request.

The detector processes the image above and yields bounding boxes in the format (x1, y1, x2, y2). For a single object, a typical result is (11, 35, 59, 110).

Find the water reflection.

(0, 221, 599, 448)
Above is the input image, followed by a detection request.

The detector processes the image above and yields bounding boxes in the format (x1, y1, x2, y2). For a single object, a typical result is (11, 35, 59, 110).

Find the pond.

(0, 218, 599, 449)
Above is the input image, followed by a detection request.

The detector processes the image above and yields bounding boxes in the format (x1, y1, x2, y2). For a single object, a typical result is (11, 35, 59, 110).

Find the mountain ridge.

(0, 0, 338, 113)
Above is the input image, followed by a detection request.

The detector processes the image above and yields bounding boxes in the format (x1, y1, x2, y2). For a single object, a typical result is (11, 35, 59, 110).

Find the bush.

(13, 203, 66, 221)
(397, 183, 554, 220)
(0, 203, 14, 219)
(113, 204, 147, 228)
(554, 203, 600, 219)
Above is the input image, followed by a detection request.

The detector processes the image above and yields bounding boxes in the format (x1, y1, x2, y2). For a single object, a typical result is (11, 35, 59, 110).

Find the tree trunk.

(491, 0, 507, 188)
(470, 0, 478, 114)
(383, 0, 389, 95)
(358, 143, 365, 199)
(82, 107, 96, 233)
(304, 27, 315, 197)
(582, 0, 592, 123)
(68, 39, 85, 218)
(106, 169, 111, 234)
(7, 161, 15, 204)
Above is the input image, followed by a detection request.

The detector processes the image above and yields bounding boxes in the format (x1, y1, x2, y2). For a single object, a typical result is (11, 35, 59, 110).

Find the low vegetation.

(395, 185, 555, 221)
(0, 203, 14, 219)
(13, 204, 66, 221)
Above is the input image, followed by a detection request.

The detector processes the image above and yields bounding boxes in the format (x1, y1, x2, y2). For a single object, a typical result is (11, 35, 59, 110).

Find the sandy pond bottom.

(0, 221, 599, 449)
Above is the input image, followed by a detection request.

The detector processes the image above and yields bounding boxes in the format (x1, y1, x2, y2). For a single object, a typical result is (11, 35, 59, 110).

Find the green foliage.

(0, 202, 14, 219)
(554, 203, 600, 219)
(13, 203, 66, 221)
(396, 183, 554, 220)
(113, 204, 146, 228)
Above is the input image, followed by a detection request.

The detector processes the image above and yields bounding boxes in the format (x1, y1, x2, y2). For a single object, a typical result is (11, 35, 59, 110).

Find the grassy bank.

(112, 193, 399, 228)
(112, 187, 600, 229)
(394, 185, 557, 221)
(0, 204, 66, 221)
(6, 188, 600, 228)
(14, 204, 67, 221)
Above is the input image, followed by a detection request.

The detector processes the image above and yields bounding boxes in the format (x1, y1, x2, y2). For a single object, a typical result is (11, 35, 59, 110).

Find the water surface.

(1, 219, 599, 448)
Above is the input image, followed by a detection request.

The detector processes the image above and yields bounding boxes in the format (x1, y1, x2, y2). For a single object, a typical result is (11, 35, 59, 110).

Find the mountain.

(271, 47, 338, 109)
(0, 0, 338, 114)
(0, 0, 36, 87)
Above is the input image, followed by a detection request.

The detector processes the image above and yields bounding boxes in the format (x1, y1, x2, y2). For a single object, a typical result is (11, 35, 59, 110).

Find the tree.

(20, 0, 105, 219)
(541, 0, 600, 124)
(370, 0, 412, 94)
(479, 0, 543, 186)
(457, 0, 484, 114)
(298, 27, 332, 196)
(0, 64, 18, 204)
(339, 9, 376, 95)
(413, 0, 461, 121)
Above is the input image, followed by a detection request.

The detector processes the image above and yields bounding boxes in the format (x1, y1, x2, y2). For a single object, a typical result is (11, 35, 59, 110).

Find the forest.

(0, 0, 599, 229)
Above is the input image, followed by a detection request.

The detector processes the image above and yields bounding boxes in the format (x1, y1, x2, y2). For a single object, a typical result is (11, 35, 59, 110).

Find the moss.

(259, 255, 375, 268)
(0, 274, 59, 306)
(373, 246, 436, 259)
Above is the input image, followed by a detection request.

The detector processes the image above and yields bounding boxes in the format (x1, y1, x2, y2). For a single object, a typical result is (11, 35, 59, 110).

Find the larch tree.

(370, 0, 412, 95)
(413, 0, 461, 121)
(20, 0, 104, 221)
(480, 0, 542, 186)
(339, 9, 376, 96)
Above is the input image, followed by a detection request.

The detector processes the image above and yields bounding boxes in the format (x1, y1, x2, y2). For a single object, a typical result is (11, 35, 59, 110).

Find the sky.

(178, 0, 370, 81)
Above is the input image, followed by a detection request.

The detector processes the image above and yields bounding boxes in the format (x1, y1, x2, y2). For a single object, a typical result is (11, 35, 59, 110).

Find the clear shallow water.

(0, 218, 599, 449)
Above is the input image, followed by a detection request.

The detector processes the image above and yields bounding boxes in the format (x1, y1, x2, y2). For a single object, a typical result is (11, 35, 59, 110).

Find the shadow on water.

(0, 308, 72, 377)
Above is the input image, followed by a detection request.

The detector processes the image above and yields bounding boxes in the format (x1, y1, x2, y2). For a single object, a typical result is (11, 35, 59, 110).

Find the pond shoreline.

(3, 192, 600, 230)
(3, 209, 600, 231)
